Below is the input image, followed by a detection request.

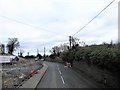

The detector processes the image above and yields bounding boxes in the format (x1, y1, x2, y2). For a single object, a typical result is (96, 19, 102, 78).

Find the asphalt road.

(36, 61, 98, 88)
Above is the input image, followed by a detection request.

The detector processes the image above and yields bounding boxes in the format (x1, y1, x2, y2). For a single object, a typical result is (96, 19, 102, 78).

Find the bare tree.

(59, 44, 69, 52)
(19, 49, 24, 57)
(71, 37, 80, 47)
(49, 46, 60, 56)
(6, 38, 20, 55)
(69, 36, 80, 48)
(52, 46, 60, 55)
(0, 44, 5, 55)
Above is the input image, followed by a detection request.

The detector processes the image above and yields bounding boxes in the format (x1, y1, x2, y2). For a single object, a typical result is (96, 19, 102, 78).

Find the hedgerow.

(61, 43, 120, 72)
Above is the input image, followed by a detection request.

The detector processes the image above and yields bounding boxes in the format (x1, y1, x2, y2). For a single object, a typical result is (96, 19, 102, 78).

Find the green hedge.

(61, 44, 120, 72)
(76, 45, 119, 72)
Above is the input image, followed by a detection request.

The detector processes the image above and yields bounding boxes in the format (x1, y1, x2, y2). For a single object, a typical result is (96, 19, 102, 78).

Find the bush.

(49, 54, 56, 59)
(61, 43, 120, 72)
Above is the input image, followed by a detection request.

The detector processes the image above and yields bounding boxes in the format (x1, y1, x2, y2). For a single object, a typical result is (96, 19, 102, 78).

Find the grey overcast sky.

(0, 0, 118, 56)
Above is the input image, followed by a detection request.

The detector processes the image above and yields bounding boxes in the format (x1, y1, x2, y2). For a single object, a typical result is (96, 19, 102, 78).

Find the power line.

(0, 15, 58, 34)
(0, 15, 70, 52)
(72, 0, 115, 36)
(0, 15, 70, 39)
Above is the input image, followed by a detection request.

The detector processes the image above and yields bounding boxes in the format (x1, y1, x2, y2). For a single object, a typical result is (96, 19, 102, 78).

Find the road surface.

(36, 61, 99, 88)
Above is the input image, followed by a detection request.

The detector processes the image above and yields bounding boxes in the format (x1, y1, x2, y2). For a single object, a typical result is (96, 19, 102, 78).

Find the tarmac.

(19, 64, 48, 89)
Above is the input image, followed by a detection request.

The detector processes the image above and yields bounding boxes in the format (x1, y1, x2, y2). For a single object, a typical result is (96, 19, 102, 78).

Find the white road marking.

(59, 70, 62, 75)
(61, 76, 65, 84)
(57, 64, 65, 84)
(57, 64, 60, 70)
(58, 67, 60, 70)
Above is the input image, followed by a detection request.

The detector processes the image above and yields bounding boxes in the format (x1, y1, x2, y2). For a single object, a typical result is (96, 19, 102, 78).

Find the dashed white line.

(57, 64, 65, 85)
(59, 70, 62, 75)
(61, 76, 65, 84)
(57, 64, 60, 70)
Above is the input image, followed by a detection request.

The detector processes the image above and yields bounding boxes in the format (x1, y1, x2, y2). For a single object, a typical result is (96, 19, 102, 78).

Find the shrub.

(61, 43, 120, 72)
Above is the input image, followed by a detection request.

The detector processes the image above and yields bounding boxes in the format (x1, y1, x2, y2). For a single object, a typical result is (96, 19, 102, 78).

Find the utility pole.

(27, 52, 29, 56)
(44, 47, 45, 61)
(37, 49, 39, 54)
(69, 36, 72, 48)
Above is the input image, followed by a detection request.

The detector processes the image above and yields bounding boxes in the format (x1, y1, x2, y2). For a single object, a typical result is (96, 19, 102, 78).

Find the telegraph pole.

(44, 47, 45, 61)
(27, 52, 29, 56)
(37, 49, 39, 54)
(69, 36, 72, 48)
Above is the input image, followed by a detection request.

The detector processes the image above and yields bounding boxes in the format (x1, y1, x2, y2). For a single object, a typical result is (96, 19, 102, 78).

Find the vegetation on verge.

(50, 42, 120, 73)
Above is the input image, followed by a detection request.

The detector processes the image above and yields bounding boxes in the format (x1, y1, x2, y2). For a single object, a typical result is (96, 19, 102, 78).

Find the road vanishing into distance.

(36, 61, 99, 88)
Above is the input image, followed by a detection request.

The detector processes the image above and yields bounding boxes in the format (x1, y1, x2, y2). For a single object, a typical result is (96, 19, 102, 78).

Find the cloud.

(0, 0, 118, 55)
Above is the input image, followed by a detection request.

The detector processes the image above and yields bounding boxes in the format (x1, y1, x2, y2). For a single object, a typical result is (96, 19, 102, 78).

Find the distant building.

(0, 55, 18, 64)
(0, 43, 5, 55)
